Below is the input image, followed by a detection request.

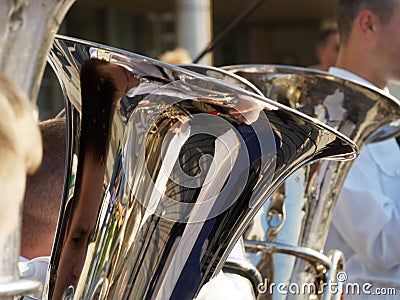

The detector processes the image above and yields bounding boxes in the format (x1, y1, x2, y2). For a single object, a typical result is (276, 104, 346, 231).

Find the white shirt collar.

(329, 67, 391, 96)
(18, 255, 50, 299)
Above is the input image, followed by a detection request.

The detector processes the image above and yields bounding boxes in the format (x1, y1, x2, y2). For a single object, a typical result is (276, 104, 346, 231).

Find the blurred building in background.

(38, 0, 337, 120)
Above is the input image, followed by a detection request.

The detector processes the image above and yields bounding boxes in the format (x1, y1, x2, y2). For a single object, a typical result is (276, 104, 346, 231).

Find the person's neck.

(336, 51, 388, 89)
(21, 246, 51, 260)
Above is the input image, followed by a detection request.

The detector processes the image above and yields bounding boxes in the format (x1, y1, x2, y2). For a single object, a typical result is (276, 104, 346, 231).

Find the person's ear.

(357, 9, 380, 40)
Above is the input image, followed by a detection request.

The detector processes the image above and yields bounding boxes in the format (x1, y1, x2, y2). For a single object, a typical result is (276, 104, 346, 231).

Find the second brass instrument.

(223, 64, 400, 299)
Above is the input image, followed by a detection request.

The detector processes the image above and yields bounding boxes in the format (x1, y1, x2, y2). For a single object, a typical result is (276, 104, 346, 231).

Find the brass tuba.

(0, 0, 75, 298)
(222, 64, 400, 299)
(43, 36, 358, 300)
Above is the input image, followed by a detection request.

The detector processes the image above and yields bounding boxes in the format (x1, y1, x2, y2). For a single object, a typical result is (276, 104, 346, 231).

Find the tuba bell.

(43, 36, 358, 300)
(0, 0, 75, 298)
(222, 64, 400, 299)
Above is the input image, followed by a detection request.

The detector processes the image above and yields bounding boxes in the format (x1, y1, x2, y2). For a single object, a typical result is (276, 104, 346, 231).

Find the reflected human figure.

(325, 0, 400, 298)
(312, 27, 340, 71)
(19, 118, 66, 299)
(52, 59, 140, 299)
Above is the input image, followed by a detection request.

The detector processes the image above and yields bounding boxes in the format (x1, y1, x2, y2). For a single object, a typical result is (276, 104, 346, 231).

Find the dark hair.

(337, 0, 397, 44)
(317, 27, 338, 46)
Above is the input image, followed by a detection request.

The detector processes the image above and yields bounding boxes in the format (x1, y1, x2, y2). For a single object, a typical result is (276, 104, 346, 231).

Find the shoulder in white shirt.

(18, 256, 50, 299)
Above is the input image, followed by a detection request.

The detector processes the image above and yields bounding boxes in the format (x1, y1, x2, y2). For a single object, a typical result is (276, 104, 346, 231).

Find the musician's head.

(21, 118, 66, 259)
(158, 48, 192, 65)
(336, 0, 400, 88)
(337, 0, 399, 44)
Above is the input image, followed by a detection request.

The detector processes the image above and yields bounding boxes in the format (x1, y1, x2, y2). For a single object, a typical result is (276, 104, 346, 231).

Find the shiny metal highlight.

(223, 64, 400, 300)
(46, 37, 357, 300)
(178, 64, 265, 97)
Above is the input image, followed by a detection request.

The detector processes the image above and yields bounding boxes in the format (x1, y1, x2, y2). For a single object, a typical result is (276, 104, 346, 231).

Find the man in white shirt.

(325, 0, 400, 299)
(19, 118, 66, 299)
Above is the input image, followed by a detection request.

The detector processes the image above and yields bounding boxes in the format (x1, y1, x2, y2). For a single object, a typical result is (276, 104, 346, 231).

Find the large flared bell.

(44, 37, 357, 300)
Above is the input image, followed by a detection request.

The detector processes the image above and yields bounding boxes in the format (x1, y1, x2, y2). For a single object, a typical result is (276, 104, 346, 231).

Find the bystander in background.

(158, 48, 192, 65)
(311, 26, 340, 71)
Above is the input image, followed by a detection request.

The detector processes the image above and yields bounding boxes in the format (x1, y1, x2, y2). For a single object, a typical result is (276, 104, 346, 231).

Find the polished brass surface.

(223, 64, 400, 300)
(45, 38, 357, 300)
